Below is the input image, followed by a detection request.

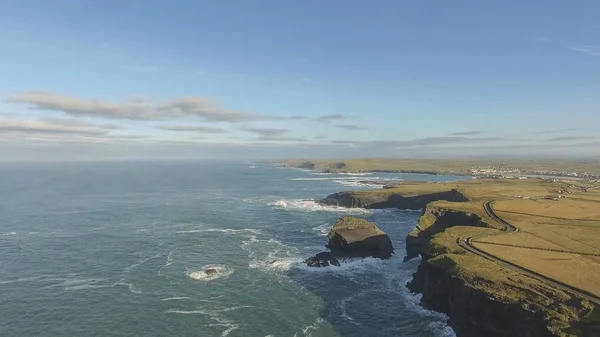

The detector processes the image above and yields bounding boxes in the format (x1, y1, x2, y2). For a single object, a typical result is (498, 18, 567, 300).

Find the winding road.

(458, 201, 600, 305)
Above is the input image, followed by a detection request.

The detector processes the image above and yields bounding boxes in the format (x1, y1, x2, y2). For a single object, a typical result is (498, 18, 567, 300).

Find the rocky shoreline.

(316, 188, 597, 337)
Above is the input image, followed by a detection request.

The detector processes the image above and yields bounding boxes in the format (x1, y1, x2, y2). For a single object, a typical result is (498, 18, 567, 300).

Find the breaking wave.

(166, 305, 251, 337)
(332, 179, 384, 189)
(268, 199, 371, 214)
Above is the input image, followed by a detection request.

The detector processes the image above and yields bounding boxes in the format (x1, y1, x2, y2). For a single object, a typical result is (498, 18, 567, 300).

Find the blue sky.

(1, 0, 599, 160)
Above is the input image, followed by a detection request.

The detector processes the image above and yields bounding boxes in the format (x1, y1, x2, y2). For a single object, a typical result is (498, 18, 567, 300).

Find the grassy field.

(338, 176, 600, 299)
(327, 170, 600, 333)
(452, 180, 600, 297)
(473, 243, 600, 297)
(281, 158, 600, 176)
(322, 172, 600, 336)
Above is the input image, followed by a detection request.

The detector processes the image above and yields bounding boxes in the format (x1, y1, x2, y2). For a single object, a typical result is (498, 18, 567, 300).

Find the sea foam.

(269, 199, 371, 214)
(188, 265, 234, 281)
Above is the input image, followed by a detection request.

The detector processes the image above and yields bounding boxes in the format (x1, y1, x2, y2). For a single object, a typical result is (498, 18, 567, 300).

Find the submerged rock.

(205, 268, 218, 275)
(326, 217, 394, 259)
(305, 252, 340, 267)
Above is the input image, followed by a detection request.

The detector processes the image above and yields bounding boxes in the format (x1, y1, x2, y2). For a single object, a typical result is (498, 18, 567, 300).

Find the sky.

(1, 0, 599, 161)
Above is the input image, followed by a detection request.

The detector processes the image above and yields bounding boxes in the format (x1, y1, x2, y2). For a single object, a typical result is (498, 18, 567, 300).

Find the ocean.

(0, 161, 466, 337)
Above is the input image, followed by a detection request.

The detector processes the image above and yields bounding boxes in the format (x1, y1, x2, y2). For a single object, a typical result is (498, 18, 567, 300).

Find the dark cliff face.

(327, 233, 394, 259)
(408, 254, 554, 337)
(326, 217, 394, 260)
(407, 206, 598, 337)
(319, 189, 468, 209)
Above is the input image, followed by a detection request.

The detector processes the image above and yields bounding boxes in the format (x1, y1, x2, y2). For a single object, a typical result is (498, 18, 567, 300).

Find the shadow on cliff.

(405, 210, 487, 261)
(368, 190, 468, 209)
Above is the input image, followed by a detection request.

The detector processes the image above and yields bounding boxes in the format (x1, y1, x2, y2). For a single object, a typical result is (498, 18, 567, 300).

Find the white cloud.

(158, 125, 227, 133)
(6, 91, 273, 122)
(335, 124, 368, 131)
(0, 118, 109, 136)
(570, 45, 600, 56)
(244, 128, 288, 137)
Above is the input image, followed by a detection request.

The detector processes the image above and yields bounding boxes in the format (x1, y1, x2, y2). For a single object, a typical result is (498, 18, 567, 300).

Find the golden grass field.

(339, 175, 600, 298)
(473, 243, 600, 298)
(446, 179, 600, 297)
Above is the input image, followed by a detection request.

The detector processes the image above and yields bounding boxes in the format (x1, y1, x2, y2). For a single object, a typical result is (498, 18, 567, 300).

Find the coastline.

(276, 159, 600, 181)
(311, 172, 600, 337)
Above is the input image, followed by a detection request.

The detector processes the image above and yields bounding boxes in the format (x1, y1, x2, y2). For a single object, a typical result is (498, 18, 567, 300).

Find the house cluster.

(468, 166, 600, 180)
(528, 170, 600, 179)
(467, 166, 521, 175)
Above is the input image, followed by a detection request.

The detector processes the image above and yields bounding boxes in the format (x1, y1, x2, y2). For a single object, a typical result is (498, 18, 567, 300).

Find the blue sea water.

(0, 161, 466, 337)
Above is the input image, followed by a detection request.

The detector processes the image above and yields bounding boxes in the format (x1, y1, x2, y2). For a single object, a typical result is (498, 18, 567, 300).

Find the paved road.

(457, 201, 600, 305)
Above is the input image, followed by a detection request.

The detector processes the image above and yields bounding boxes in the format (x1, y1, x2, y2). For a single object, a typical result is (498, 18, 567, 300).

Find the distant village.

(468, 166, 600, 181)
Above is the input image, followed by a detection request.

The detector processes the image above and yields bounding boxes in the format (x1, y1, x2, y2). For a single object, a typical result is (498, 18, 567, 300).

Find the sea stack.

(305, 217, 394, 267)
(326, 216, 394, 259)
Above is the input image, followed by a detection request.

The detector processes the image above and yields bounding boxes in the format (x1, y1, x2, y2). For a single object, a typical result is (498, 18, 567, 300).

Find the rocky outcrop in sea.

(305, 216, 394, 267)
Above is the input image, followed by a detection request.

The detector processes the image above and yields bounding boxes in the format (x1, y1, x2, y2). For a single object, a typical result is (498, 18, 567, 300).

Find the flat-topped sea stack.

(326, 217, 394, 259)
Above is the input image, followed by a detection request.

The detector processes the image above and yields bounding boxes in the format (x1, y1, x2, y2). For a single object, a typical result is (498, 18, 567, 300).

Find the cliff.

(404, 205, 487, 261)
(408, 205, 598, 337)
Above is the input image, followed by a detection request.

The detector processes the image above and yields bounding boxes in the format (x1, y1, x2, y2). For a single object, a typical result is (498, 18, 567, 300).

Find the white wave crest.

(309, 172, 373, 176)
(249, 257, 302, 272)
(337, 291, 365, 326)
(57, 277, 142, 294)
(336, 172, 374, 176)
(295, 256, 397, 275)
(332, 179, 384, 189)
(162, 296, 191, 301)
(2, 231, 16, 236)
(166, 305, 250, 336)
(188, 265, 234, 282)
(158, 249, 176, 276)
(311, 223, 331, 236)
(177, 228, 262, 235)
(292, 176, 376, 181)
(0, 275, 73, 285)
(241, 235, 301, 272)
(301, 317, 325, 335)
(124, 252, 163, 273)
(59, 278, 108, 291)
(291, 177, 336, 181)
(115, 280, 143, 294)
(166, 309, 205, 315)
(269, 199, 371, 214)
